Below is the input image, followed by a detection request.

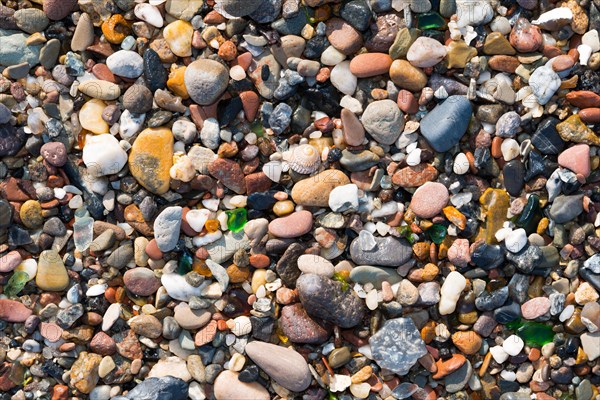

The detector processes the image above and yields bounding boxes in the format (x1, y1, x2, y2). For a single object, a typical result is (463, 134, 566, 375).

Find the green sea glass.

(515, 194, 542, 234)
(4, 271, 29, 298)
(417, 12, 447, 30)
(507, 319, 555, 347)
(226, 208, 247, 233)
(177, 249, 193, 275)
(427, 224, 447, 244)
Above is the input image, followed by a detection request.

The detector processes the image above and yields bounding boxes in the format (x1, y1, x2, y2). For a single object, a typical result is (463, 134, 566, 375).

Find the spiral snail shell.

(289, 144, 321, 175)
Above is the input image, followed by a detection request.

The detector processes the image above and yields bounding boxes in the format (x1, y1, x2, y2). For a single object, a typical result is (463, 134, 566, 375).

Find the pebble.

(268, 210, 313, 238)
(420, 96, 472, 152)
(79, 80, 121, 101)
(214, 371, 269, 400)
(129, 127, 174, 194)
(35, 250, 69, 291)
(349, 53, 393, 78)
(297, 274, 365, 328)
(361, 99, 404, 145)
(529, 66, 561, 105)
(407, 37, 448, 68)
(106, 50, 144, 78)
(245, 341, 312, 392)
(153, 206, 182, 252)
(184, 59, 229, 105)
(330, 61, 357, 95)
(439, 271, 467, 315)
(350, 235, 412, 267)
(83, 134, 128, 177)
(410, 182, 449, 218)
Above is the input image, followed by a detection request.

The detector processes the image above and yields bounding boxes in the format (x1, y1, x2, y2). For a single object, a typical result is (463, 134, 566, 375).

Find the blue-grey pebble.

(420, 95, 472, 152)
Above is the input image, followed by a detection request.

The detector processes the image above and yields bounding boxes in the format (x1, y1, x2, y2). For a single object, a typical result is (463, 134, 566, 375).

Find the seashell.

(289, 144, 321, 175)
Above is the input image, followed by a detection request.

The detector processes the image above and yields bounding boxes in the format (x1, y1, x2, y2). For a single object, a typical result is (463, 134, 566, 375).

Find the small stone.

(556, 115, 600, 145)
(123, 85, 153, 114)
(70, 352, 102, 394)
(71, 13, 94, 52)
(280, 303, 331, 344)
(326, 18, 363, 55)
(244, 341, 311, 392)
(349, 53, 393, 77)
(558, 144, 590, 177)
(410, 181, 449, 218)
(36, 250, 69, 292)
(0, 299, 32, 322)
(369, 318, 427, 376)
(529, 66, 561, 105)
(184, 59, 229, 105)
(521, 297, 551, 319)
(452, 331, 482, 355)
(297, 274, 365, 328)
(407, 37, 447, 67)
(268, 210, 313, 238)
(439, 271, 466, 315)
(43, 0, 77, 20)
(129, 128, 174, 194)
(420, 96, 472, 152)
(503, 334, 525, 356)
(106, 50, 144, 79)
(361, 99, 404, 145)
(154, 206, 182, 252)
(124, 376, 189, 400)
(350, 235, 412, 267)
(78, 80, 121, 101)
(163, 20, 193, 57)
(213, 371, 269, 400)
(329, 184, 359, 212)
(124, 268, 161, 296)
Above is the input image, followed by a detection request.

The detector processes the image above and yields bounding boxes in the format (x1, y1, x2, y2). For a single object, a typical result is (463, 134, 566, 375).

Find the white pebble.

(406, 148, 421, 166)
(489, 345, 509, 364)
(502, 334, 524, 356)
(439, 271, 466, 315)
(582, 29, 600, 52)
(134, 3, 164, 27)
(505, 228, 527, 253)
(453, 152, 469, 175)
(501, 138, 520, 161)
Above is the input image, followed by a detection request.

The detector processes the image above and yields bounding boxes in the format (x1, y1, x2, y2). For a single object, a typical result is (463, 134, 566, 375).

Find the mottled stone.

(369, 317, 427, 375)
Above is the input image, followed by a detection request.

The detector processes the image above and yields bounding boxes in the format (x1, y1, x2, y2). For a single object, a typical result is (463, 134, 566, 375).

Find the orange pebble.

(249, 254, 270, 268)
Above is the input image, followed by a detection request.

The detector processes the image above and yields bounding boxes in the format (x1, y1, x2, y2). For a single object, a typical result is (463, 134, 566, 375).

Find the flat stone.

(268, 210, 313, 238)
(296, 274, 366, 328)
(153, 206, 182, 252)
(369, 317, 427, 376)
(410, 182, 449, 218)
(0, 299, 32, 322)
(213, 371, 269, 400)
(350, 235, 412, 267)
(36, 250, 69, 291)
(349, 266, 402, 289)
(420, 96, 472, 152)
(291, 169, 350, 207)
(124, 376, 189, 400)
(245, 341, 312, 392)
(129, 128, 174, 195)
(280, 303, 332, 344)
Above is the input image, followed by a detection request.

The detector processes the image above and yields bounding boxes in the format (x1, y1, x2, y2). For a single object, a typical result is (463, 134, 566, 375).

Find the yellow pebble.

(101, 14, 131, 44)
(163, 20, 193, 57)
(272, 200, 295, 216)
(167, 65, 189, 99)
(537, 217, 549, 235)
(79, 99, 109, 134)
(19, 200, 43, 229)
